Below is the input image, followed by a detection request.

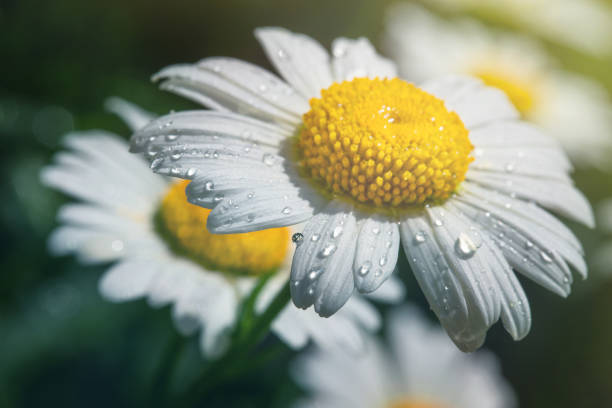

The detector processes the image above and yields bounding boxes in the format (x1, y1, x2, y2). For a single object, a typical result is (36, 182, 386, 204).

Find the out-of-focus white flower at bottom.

(40, 99, 404, 358)
(292, 306, 516, 408)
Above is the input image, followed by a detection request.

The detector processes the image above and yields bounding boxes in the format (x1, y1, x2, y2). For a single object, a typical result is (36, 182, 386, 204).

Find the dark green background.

(2, 0, 612, 406)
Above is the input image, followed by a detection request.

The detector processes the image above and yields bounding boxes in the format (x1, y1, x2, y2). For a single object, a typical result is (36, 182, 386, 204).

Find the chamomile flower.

(130, 27, 593, 351)
(424, 0, 612, 57)
(41, 98, 403, 357)
(384, 3, 612, 167)
(292, 306, 515, 408)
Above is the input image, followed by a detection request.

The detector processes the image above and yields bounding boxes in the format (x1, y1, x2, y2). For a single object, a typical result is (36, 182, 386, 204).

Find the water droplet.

(374, 269, 382, 277)
(292, 233, 304, 245)
(414, 231, 427, 244)
(331, 226, 343, 238)
(379, 256, 387, 267)
(372, 226, 381, 235)
(358, 261, 371, 276)
(433, 219, 444, 227)
(263, 153, 276, 166)
(166, 134, 178, 141)
(292, 280, 300, 287)
(213, 193, 224, 203)
(525, 240, 534, 249)
(212, 151, 219, 159)
(540, 251, 553, 263)
(246, 213, 255, 223)
(455, 232, 478, 259)
(204, 180, 214, 191)
(170, 167, 180, 176)
(277, 48, 289, 59)
(183, 168, 197, 179)
(319, 243, 337, 258)
(311, 234, 320, 242)
(505, 162, 516, 173)
(171, 151, 182, 161)
(282, 206, 292, 215)
(307, 287, 315, 296)
(247, 192, 255, 199)
(258, 84, 268, 93)
(308, 267, 323, 280)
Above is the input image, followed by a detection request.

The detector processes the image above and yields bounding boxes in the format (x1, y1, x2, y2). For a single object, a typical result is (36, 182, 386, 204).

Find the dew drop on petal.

(292, 233, 304, 245)
(331, 226, 343, 238)
(204, 180, 214, 191)
(282, 206, 292, 215)
(540, 251, 553, 263)
(263, 153, 276, 166)
(455, 232, 478, 259)
(319, 243, 337, 258)
(358, 261, 371, 276)
(311, 234, 320, 242)
(414, 231, 427, 244)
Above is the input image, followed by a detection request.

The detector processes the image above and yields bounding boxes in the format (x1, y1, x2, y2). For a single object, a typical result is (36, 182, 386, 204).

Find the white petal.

(453, 194, 574, 297)
(48, 226, 124, 264)
(420, 75, 519, 128)
(99, 259, 160, 301)
(205, 181, 316, 233)
(153, 62, 303, 125)
(352, 216, 400, 293)
(254, 27, 334, 99)
(400, 215, 487, 352)
(331, 37, 397, 81)
(469, 120, 561, 149)
(445, 202, 531, 340)
(104, 97, 155, 131)
(290, 201, 358, 317)
(461, 182, 586, 277)
(466, 170, 594, 227)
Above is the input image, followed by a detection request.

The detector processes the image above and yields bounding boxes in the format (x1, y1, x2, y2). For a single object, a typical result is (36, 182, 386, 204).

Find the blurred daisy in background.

(384, 3, 612, 167)
(424, 0, 612, 57)
(130, 27, 592, 351)
(292, 306, 515, 408)
(41, 98, 403, 358)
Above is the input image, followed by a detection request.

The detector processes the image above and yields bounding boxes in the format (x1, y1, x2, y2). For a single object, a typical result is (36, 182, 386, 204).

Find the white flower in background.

(424, 0, 612, 57)
(384, 3, 612, 167)
(41, 98, 404, 357)
(293, 306, 516, 408)
(130, 27, 592, 351)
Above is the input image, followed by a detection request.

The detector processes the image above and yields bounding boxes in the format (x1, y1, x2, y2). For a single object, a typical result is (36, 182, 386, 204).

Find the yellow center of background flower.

(475, 70, 536, 116)
(298, 78, 473, 209)
(157, 181, 290, 276)
(388, 400, 446, 408)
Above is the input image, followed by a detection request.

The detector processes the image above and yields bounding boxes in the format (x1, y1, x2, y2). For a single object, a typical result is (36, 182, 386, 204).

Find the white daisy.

(41, 98, 404, 357)
(292, 306, 516, 408)
(424, 0, 612, 57)
(384, 3, 612, 167)
(130, 27, 593, 351)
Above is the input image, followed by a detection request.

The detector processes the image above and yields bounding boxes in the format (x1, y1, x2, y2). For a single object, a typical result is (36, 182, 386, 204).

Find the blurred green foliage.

(1, 0, 612, 407)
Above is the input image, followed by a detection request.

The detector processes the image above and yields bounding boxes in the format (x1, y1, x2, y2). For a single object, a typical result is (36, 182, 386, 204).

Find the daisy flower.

(41, 98, 404, 357)
(292, 306, 516, 408)
(384, 3, 612, 167)
(130, 27, 592, 351)
(424, 0, 612, 57)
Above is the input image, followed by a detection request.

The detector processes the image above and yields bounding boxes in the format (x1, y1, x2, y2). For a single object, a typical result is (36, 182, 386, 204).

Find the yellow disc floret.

(388, 400, 446, 408)
(157, 181, 290, 276)
(298, 77, 473, 210)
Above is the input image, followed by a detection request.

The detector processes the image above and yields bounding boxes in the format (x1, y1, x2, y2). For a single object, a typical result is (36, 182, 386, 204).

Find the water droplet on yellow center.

(157, 181, 290, 276)
(297, 78, 473, 210)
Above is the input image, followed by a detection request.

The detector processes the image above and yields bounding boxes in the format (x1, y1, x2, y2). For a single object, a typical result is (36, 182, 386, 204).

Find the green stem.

(177, 282, 291, 407)
(149, 331, 184, 407)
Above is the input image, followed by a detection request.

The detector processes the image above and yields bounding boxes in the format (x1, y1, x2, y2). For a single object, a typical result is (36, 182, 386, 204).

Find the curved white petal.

(99, 259, 161, 302)
(352, 216, 400, 293)
(400, 215, 487, 352)
(104, 97, 155, 132)
(153, 61, 303, 125)
(290, 201, 358, 317)
(331, 37, 397, 81)
(254, 27, 334, 100)
(466, 170, 594, 227)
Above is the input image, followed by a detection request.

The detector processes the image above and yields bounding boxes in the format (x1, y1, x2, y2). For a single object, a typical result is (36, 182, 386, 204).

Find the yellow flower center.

(388, 399, 446, 408)
(297, 78, 473, 211)
(157, 181, 290, 276)
(474, 69, 536, 116)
